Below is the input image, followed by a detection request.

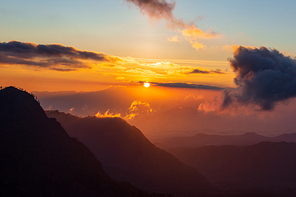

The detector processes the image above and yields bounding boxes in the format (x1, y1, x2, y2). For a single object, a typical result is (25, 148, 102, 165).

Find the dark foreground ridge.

(46, 110, 214, 196)
(0, 86, 168, 197)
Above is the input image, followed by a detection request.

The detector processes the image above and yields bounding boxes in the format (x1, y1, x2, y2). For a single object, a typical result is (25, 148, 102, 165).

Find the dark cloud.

(222, 46, 296, 110)
(188, 68, 226, 75)
(125, 0, 188, 28)
(0, 41, 116, 71)
(0, 41, 107, 60)
(149, 82, 223, 90)
(125, 0, 175, 18)
(189, 69, 210, 74)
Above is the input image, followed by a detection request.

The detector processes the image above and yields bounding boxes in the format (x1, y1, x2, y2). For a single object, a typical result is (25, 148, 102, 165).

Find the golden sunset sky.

(0, 0, 295, 92)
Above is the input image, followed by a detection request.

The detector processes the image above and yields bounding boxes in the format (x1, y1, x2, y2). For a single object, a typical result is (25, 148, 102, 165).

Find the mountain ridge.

(155, 131, 296, 149)
(46, 110, 214, 196)
(169, 141, 296, 194)
(0, 86, 167, 197)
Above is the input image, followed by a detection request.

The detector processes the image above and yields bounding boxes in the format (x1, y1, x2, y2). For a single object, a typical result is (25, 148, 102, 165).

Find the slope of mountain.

(46, 110, 214, 196)
(155, 132, 296, 149)
(170, 142, 296, 193)
(0, 86, 166, 197)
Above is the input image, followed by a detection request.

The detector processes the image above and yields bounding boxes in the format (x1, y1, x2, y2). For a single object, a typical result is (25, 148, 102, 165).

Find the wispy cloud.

(183, 26, 221, 50)
(185, 94, 204, 100)
(150, 82, 223, 90)
(187, 68, 226, 75)
(125, 68, 164, 76)
(190, 41, 206, 50)
(167, 35, 180, 42)
(124, 0, 222, 50)
(182, 26, 220, 39)
(0, 41, 228, 89)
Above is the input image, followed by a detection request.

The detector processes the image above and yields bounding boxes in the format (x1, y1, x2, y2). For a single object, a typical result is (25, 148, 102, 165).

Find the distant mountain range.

(33, 87, 136, 116)
(5, 86, 296, 196)
(170, 142, 296, 194)
(155, 132, 296, 149)
(34, 88, 296, 140)
(0, 87, 168, 197)
(46, 110, 214, 196)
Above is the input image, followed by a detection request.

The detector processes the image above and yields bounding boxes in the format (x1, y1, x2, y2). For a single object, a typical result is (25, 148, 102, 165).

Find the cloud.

(185, 94, 204, 100)
(222, 45, 232, 52)
(124, 0, 221, 50)
(0, 41, 109, 60)
(116, 77, 125, 80)
(188, 68, 226, 75)
(124, 0, 188, 29)
(95, 109, 121, 118)
(167, 35, 180, 42)
(182, 26, 221, 51)
(125, 67, 163, 76)
(118, 59, 225, 77)
(182, 26, 220, 39)
(0, 41, 119, 71)
(198, 96, 220, 112)
(190, 41, 206, 50)
(125, 100, 154, 119)
(222, 46, 296, 110)
(150, 82, 223, 90)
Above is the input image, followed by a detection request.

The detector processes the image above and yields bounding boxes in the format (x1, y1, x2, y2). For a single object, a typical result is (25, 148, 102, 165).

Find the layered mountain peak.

(0, 87, 165, 196)
(0, 86, 45, 119)
(47, 110, 214, 196)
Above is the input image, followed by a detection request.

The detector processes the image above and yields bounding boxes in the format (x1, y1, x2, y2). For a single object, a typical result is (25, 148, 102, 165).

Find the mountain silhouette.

(156, 132, 296, 149)
(0, 86, 167, 197)
(170, 141, 296, 194)
(46, 110, 214, 196)
(33, 87, 139, 116)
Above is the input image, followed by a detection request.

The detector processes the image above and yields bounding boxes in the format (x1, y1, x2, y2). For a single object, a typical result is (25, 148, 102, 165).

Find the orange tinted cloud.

(95, 109, 121, 118)
(190, 41, 206, 50)
(125, 0, 222, 52)
(125, 100, 154, 119)
(222, 45, 232, 52)
(125, 68, 163, 76)
(124, 0, 221, 39)
(222, 45, 257, 53)
(185, 94, 204, 100)
(167, 35, 180, 42)
(182, 26, 221, 51)
(182, 26, 220, 39)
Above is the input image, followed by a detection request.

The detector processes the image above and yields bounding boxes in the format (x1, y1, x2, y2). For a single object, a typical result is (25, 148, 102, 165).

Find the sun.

(143, 82, 150, 88)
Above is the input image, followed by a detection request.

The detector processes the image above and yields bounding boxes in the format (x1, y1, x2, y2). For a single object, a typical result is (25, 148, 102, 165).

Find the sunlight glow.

(144, 82, 150, 88)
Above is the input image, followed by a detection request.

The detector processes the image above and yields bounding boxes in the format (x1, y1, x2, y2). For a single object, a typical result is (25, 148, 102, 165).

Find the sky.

(1, 0, 296, 137)
(1, 0, 296, 92)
